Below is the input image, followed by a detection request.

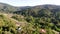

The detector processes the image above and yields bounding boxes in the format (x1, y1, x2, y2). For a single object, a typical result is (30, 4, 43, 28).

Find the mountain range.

(0, 3, 60, 12)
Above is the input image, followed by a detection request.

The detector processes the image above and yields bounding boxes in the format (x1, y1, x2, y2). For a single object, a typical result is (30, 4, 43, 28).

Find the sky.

(0, 0, 60, 6)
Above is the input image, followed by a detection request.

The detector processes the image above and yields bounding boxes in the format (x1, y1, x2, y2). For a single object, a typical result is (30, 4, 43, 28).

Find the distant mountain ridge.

(0, 3, 60, 13)
(0, 3, 20, 13)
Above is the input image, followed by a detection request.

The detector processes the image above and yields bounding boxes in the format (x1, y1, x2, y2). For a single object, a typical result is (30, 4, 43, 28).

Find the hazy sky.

(0, 0, 60, 6)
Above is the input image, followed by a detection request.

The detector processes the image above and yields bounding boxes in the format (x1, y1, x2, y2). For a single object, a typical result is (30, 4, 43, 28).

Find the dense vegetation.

(13, 5, 60, 34)
(0, 3, 60, 34)
(0, 14, 17, 34)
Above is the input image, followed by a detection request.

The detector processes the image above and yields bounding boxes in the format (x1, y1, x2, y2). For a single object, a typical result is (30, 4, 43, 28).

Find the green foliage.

(0, 14, 17, 34)
(11, 15, 25, 21)
(0, 4, 60, 34)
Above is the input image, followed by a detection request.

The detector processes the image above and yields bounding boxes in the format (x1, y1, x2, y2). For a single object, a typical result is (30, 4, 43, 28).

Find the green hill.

(0, 3, 20, 13)
(0, 3, 60, 34)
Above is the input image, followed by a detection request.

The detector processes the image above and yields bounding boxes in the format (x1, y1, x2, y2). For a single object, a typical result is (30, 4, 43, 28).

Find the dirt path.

(3, 13, 27, 27)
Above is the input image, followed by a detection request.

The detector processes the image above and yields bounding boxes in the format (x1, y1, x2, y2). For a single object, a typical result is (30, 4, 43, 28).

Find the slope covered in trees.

(0, 3, 60, 34)
(13, 5, 60, 34)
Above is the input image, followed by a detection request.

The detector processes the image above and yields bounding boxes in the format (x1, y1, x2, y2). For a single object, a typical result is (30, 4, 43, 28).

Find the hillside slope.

(0, 3, 20, 13)
(0, 13, 28, 34)
(0, 3, 60, 34)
